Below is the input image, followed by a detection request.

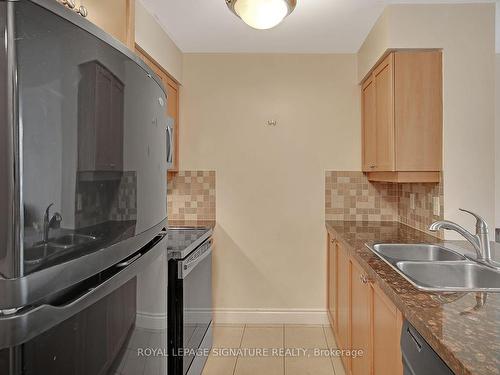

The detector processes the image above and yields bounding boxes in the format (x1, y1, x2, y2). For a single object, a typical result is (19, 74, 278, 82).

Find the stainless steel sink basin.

(396, 261, 500, 292)
(25, 244, 58, 265)
(370, 243, 466, 264)
(25, 234, 97, 265)
(49, 234, 97, 250)
(366, 242, 500, 292)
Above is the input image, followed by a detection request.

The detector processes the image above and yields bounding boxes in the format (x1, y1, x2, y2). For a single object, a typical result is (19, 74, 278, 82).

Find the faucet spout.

(43, 203, 62, 243)
(429, 220, 482, 259)
(429, 208, 491, 263)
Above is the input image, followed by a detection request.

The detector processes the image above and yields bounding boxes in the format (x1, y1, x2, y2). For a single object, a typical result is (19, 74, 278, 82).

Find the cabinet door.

(394, 51, 442, 171)
(373, 53, 395, 171)
(109, 79, 124, 171)
(337, 244, 351, 371)
(362, 76, 377, 172)
(350, 260, 372, 375)
(91, 63, 125, 172)
(327, 237, 338, 331)
(94, 64, 114, 171)
(372, 284, 403, 375)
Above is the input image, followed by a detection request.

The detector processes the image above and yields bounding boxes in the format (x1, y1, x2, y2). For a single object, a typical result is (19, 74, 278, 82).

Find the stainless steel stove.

(167, 226, 213, 375)
(167, 227, 213, 259)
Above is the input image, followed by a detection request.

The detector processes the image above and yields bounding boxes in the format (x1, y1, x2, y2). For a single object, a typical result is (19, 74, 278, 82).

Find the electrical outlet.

(433, 197, 440, 216)
(410, 194, 416, 210)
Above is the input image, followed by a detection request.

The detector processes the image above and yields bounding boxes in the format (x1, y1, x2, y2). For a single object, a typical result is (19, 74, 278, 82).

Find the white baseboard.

(213, 308, 329, 325)
(136, 309, 329, 328)
(136, 311, 167, 330)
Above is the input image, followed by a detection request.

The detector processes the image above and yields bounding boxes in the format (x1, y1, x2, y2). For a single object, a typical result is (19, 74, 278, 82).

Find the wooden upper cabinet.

(84, 0, 135, 49)
(394, 52, 443, 171)
(361, 50, 442, 183)
(135, 46, 180, 173)
(78, 61, 124, 173)
(373, 54, 395, 172)
(362, 77, 377, 171)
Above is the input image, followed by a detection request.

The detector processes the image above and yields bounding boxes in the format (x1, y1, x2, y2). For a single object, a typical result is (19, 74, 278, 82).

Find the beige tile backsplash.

(325, 172, 399, 221)
(168, 169, 441, 236)
(325, 171, 444, 237)
(398, 178, 444, 236)
(167, 171, 216, 221)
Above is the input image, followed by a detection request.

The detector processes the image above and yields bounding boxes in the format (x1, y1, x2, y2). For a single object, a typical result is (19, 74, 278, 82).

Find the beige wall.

(357, 8, 392, 82)
(135, 1, 183, 82)
(358, 4, 496, 237)
(180, 54, 360, 312)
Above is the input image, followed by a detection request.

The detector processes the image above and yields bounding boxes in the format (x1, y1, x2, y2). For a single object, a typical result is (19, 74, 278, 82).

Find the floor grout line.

(323, 325, 337, 375)
(232, 324, 246, 375)
(283, 324, 286, 375)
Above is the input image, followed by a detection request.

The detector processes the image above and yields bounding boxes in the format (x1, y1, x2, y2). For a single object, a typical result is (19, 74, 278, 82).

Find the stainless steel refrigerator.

(0, 1, 172, 373)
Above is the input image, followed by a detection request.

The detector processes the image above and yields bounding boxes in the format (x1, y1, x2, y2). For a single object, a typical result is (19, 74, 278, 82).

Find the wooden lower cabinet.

(350, 261, 372, 375)
(337, 242, 351, 372)
(327, 237, 338, 332)
(372, 284, 404, 375)
(327, 234, 403, 375)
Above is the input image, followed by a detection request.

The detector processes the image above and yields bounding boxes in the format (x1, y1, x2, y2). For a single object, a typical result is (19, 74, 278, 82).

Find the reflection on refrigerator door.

(0, 240, 168, 375)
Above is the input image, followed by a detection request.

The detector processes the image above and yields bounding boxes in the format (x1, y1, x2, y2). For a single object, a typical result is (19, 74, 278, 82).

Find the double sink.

(26, 234, 98, 265)
(367, 243, 500, 292)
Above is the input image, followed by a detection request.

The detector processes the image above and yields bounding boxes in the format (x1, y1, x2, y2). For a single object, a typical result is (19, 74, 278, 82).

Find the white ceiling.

(139, 0, 500, 53)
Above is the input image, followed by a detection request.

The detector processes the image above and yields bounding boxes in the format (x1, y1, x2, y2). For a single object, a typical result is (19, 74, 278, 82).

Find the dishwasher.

(401, 320, 455, 375)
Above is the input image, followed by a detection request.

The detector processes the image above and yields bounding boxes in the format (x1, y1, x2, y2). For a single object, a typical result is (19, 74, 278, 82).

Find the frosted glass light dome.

(226, 0, 296, 30)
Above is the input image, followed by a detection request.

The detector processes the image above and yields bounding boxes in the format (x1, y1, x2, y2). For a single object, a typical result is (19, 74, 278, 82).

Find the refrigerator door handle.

(0, 234, 167, 349)
(116, 253, 142, 268)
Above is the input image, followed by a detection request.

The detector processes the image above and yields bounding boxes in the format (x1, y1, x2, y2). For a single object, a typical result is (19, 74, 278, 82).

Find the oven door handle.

(179, 241, 212, 279)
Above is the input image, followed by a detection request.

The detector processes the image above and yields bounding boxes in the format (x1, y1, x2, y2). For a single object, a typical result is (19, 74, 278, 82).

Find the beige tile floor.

(202, 324, 346, 375)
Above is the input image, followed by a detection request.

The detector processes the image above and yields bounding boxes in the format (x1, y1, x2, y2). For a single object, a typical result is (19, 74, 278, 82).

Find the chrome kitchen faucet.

(429, 208, 496, 267)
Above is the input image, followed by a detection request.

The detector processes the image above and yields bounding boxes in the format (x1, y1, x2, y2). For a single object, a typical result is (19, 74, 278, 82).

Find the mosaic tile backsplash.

(75, 171, 137, 228)
(325, 171, 444, 238)
(325, 171, 399, 222)
(109, 171, 138, 222)
(398, 177, 444, 236)
(167, 171, 216, 221)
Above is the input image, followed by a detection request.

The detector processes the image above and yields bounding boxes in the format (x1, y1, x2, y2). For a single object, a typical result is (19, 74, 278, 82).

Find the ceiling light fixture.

(225, 0, 296, 30)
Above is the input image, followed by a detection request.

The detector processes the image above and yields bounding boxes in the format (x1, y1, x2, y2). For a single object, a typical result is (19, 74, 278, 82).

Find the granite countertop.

(325, 220, 500, 375)
(168, 220, 216, 229)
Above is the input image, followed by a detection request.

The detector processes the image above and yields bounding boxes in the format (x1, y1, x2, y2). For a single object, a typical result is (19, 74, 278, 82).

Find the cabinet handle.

(369, 165, 376, 169)
(360, 274, 371, 284)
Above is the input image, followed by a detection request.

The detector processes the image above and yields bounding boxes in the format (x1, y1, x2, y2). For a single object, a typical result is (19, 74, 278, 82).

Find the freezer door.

(0, 234, 168, 375)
